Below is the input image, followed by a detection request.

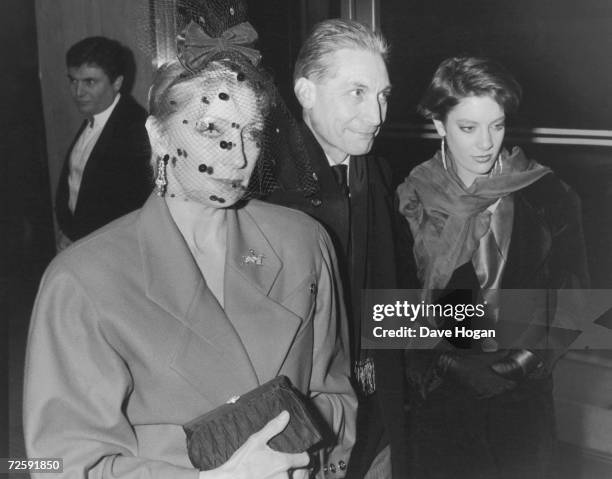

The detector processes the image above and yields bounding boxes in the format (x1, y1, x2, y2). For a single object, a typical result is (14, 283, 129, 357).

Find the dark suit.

(56, 94, 152, 241)
(265, 124, 408, 478)
(402, 173, 590, 479)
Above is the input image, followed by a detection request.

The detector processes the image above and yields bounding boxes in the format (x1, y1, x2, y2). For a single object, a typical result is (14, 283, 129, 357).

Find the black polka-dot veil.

(138, 0, 317, 205)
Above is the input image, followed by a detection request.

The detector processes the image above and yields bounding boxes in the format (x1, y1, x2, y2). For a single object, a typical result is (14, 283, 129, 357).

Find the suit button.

(329, 463, 336, 473)
(310, 283, 317, 294)
(339, 460, 346, 470)
(323, 466, 328, 473)
(310, 198, 322, 207)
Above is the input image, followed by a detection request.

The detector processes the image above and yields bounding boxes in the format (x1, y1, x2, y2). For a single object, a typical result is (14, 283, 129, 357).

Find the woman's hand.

(200, 411, 310, 479)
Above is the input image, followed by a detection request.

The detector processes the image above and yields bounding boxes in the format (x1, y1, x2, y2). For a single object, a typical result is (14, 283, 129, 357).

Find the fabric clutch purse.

(184, 375, 325, 471)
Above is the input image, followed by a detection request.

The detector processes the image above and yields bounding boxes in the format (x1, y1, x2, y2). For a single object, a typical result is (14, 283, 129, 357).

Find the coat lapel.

(57, 120, 88, 219)
(76, 106, 118, 208)
(301, 123, 338, 194)
(138, 196, 259, 402)
(224, 204, 303, 384)
(502, 193, 552, 288)
(301, 124, 351, 254)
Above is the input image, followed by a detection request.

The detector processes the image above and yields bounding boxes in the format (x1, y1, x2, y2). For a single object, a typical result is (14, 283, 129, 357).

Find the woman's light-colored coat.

(24, 195, 356, 479)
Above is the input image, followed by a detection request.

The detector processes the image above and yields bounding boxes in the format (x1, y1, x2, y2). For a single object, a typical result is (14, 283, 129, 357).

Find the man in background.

(265, 19, 408, 479)
(55, 36, 151, 249)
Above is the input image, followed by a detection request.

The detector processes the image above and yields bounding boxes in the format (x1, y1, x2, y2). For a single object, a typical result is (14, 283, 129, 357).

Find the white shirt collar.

(89, 93, 120, 129)
(325, 152, 350, 168)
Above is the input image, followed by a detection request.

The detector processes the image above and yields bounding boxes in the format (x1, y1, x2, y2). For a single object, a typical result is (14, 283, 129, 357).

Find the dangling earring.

(441, 137, 448, 171)
(491, 151, 504, 176)
(155, 154, 169, 197)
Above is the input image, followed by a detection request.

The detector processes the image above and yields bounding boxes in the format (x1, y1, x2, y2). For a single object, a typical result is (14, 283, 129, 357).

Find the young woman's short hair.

(418, 56, 522, 121)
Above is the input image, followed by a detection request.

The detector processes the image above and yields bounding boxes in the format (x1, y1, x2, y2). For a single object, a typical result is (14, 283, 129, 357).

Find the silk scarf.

(397, 146, 551, 296)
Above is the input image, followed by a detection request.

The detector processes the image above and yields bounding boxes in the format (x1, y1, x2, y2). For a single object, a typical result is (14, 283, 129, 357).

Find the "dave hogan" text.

(372, 326, 496, 340)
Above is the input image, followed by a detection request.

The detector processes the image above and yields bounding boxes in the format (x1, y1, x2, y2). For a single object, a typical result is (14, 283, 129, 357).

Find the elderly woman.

(23, 24, 355, 479)
(397, 57, 589, 478)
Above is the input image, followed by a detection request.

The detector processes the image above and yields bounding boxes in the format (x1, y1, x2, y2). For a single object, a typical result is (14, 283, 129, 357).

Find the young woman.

(397, 56, 589, 479)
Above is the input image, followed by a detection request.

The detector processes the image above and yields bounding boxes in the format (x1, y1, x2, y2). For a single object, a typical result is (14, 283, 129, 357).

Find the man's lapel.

(300, 123, 340, 193)
(224, 204, 303, 384)
(77, 97, 122, 205)
(300, 123, 351, 259)
(58, 120, 88, 216)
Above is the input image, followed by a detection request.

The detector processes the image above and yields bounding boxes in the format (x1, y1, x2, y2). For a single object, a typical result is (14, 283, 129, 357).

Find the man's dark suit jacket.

(56, 94, 152, 241)
(265, 124, 408, 478)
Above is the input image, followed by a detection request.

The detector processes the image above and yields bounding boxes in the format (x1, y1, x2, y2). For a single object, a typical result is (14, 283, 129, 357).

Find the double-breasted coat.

(24, 195, 356, 478)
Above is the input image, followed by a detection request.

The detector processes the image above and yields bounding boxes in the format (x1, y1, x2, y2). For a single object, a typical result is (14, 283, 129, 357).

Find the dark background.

(382, 0, 612, 129)
(1, 0, 54, 459)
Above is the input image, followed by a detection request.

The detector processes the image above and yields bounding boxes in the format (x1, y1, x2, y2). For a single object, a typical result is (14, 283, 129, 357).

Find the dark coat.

(265, 124, 409, 478)
(56, 94, 152, 241)
(401, 172, 590, 479)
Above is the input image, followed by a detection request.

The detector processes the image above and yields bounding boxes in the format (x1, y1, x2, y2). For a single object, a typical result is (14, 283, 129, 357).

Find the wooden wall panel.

(35, 0, 153, 215)
(2, 0, 55, 273)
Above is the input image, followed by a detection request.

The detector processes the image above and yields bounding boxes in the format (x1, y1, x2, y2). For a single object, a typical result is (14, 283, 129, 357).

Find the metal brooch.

(241, 249, 264, 266)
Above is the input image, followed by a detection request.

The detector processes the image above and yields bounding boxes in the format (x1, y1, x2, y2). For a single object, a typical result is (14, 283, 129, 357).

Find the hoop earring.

(155, 154, 169, 197)
(441, 137, 448, 171)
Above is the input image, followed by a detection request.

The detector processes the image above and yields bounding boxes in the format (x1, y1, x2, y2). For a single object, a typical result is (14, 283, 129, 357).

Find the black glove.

(490, 350, 543, 381)
(437, 353, 516, 399)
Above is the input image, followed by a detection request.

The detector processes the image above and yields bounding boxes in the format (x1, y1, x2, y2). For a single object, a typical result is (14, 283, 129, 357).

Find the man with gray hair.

(266, 18, 408, 479)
